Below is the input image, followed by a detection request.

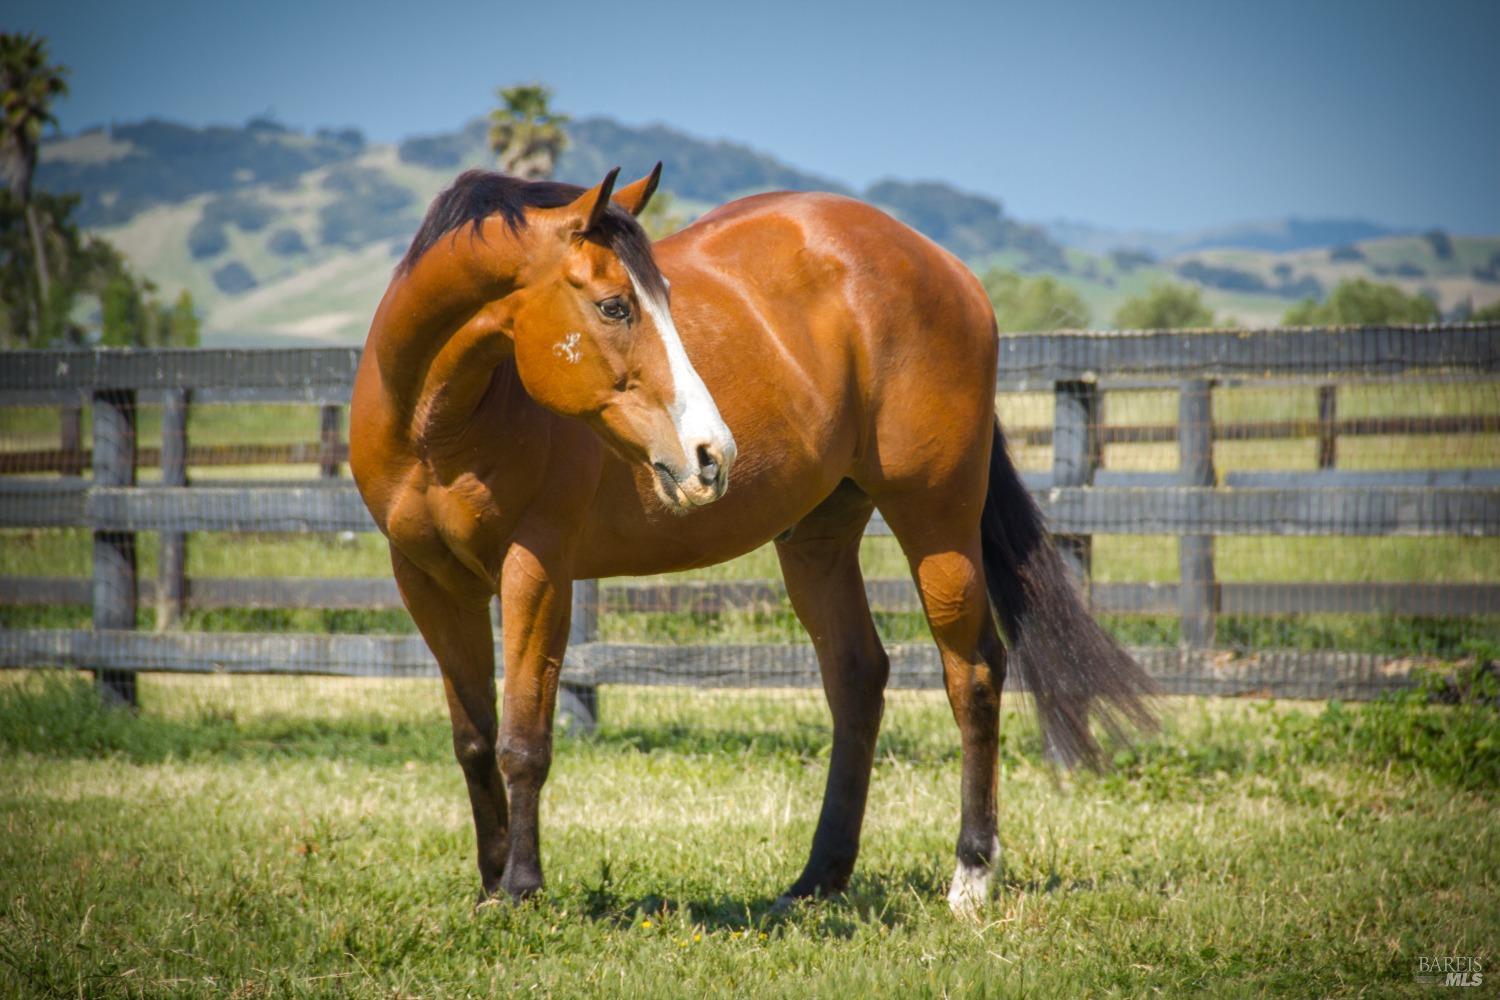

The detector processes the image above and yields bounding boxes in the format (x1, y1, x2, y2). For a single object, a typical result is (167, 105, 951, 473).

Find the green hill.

(35, 117, 1500, 345)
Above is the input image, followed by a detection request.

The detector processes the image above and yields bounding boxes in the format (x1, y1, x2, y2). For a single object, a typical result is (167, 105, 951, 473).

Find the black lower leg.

(785, 663, 887, 898)
(454, 733, 508, 895)
(499, 743, 550, 899)
(786, 718, 881, 896)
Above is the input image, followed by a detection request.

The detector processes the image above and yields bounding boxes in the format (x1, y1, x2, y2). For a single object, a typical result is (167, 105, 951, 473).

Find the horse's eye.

(597, 297, 631, 322)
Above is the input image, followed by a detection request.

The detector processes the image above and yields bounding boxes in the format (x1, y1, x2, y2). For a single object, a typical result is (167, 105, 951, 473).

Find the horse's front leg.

(497, 537, 573, 900)
(390, 547, 508, 898)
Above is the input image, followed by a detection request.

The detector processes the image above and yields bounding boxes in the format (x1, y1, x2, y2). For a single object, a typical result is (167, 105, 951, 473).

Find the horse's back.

(666, 191, 999, 489)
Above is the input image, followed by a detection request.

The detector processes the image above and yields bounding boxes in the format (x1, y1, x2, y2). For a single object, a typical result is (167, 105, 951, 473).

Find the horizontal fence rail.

(2, 323, 1498, 707)
(9, 414, 1496, 475)
(0, 630, 1425, 701)
(2, 483, 1496, 536)
(1, 326, 1495, 398)
(0, 442, 350, 475)
(993, 324, 1500, 383)
(4, 575, 1497, 618)
(1004, 414, 1500, 448)
(0, 348, 362, 395)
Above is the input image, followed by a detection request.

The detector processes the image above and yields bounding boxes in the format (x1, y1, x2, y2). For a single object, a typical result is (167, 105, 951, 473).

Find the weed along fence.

(1, 324, 1497, 720)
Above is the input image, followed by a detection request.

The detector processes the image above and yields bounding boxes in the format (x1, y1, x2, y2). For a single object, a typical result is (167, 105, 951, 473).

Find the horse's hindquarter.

(575, 193, 998, 578)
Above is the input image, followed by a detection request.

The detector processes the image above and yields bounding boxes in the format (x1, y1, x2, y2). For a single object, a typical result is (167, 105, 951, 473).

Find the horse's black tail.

(980, 419, 1157, 767)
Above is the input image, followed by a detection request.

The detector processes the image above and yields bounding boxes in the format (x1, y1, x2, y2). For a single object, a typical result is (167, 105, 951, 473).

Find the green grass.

(0, 670, 1495, 998)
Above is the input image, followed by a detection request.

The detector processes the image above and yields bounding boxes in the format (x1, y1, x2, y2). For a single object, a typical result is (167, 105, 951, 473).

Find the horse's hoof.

(946, 860, 993, 919)
(770, 894, 801, 916)
(773, 874, 845, 914)
(500, 873, 544, 902)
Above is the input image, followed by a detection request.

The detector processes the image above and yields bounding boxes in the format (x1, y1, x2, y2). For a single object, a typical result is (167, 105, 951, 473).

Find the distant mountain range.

(42, 114, 1419, 259)
(1046, 217, 1410, 258)
(35, 114, 1499, 345)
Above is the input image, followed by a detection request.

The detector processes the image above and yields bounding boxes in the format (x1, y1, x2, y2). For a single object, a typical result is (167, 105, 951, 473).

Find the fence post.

(92, 388, 138, 706)
(319, 404, 342, 479)
(1052, 380, 1100, 598)
(1316, 384, 1337, 470)
(562, 580, 600, 734)
(157, 388, 189, 630)
(59, 402, 84, 477)
(1178, 379, 1217, 653)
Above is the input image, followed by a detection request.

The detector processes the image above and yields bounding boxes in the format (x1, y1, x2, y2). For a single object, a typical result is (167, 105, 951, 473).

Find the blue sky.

(11, 0, 1500, 233)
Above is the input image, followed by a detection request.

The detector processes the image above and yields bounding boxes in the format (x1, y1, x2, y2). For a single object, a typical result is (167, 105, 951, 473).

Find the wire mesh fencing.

(1, 326, 1497, 730)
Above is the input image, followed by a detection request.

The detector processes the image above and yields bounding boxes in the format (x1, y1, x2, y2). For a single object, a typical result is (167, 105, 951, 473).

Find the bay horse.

(349, 164, 1154, 913)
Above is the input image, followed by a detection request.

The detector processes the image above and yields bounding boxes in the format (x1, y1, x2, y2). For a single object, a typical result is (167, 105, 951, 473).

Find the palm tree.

(488, 83, 568, 180)
(1, 33, 69, 325)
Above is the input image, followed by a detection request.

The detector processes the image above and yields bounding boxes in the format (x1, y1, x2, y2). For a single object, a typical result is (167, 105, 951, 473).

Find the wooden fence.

(2, 324, 1498, 709)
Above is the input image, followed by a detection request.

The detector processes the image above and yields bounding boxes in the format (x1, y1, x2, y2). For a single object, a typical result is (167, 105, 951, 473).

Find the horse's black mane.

(398, 170, 667, 300)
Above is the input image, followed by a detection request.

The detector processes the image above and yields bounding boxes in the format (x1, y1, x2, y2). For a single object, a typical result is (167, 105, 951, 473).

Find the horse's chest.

(426, 476, 518, 579)
(381, 464, 519, 588)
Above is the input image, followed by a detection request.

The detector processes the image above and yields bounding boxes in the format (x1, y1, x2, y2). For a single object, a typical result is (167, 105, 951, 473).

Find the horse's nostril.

(695, 444, 720, 487)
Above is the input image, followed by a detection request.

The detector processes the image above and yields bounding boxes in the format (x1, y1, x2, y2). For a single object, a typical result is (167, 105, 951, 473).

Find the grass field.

(1, 670, 1496, 998)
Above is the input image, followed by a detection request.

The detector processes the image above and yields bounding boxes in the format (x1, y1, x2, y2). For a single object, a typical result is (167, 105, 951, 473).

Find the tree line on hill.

(980, 268, 1500, 332)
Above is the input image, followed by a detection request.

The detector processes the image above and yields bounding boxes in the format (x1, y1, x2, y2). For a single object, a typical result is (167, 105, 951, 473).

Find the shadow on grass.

(564, 864, 953, 936)
(464, 859, 1172, 942)
(582, 864, 1174, 939)
(589, 722, 980, 767)
(559, 860, 1177, 937)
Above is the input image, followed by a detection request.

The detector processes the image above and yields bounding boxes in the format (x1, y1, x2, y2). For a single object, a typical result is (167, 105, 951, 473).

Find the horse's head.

(508, 166, 735, 512)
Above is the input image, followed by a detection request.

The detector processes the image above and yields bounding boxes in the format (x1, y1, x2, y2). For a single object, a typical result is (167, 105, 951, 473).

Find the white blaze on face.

(627, 269, 736, 503)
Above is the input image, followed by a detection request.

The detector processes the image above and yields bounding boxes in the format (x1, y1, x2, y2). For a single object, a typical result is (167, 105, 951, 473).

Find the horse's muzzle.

(651, 434, 734, 512)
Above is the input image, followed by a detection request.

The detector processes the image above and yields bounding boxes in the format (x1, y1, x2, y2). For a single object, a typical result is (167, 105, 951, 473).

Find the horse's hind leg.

(775, 481, 891, 901)
(391, 547, 508, 898)
(875, 490, 1006, 916)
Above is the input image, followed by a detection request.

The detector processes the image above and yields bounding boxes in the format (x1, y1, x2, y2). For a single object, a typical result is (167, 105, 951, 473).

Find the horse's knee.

(453, 733, 496, 775)
(498, 740, 552, 788)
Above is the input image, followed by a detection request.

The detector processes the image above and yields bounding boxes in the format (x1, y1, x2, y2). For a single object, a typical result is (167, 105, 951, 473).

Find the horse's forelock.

(593, 210, 669, 309)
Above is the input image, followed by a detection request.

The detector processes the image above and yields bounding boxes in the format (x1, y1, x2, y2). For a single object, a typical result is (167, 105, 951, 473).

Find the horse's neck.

(369, 223, 522, 448)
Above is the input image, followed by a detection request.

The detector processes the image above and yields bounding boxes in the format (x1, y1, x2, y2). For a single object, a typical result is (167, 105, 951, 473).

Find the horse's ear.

(612, 162, 662, 217)
(563, 167, 621, 237)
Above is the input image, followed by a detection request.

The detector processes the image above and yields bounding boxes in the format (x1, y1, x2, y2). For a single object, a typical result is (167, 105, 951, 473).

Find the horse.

(349, 164, 1155, 914)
